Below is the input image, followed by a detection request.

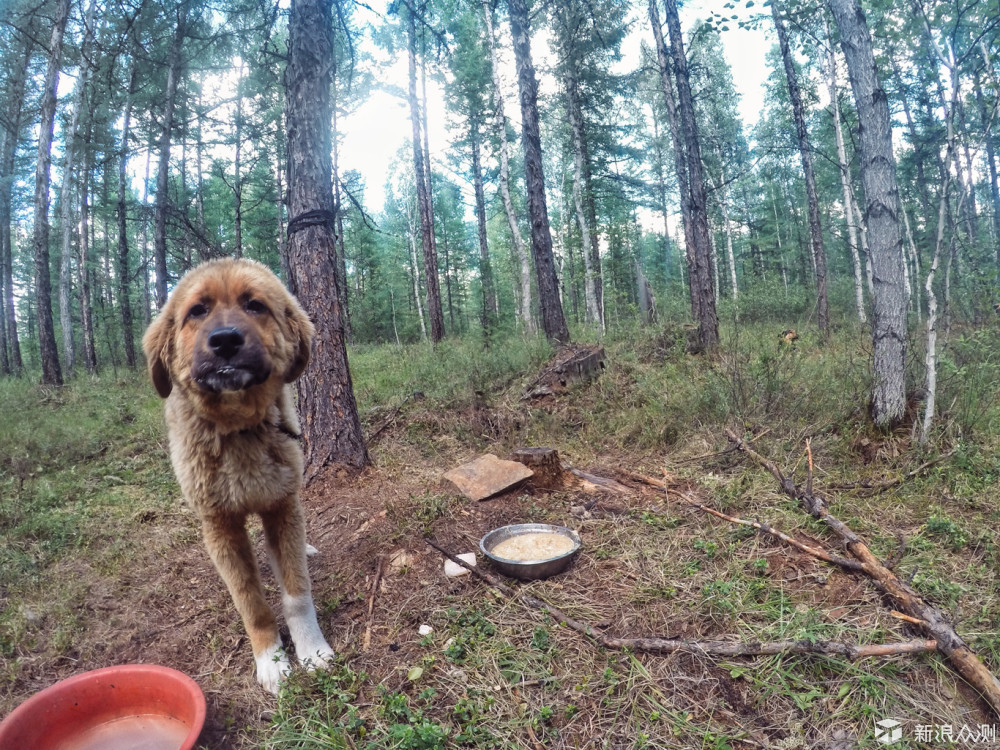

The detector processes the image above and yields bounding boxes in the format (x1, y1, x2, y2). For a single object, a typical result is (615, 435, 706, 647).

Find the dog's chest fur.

(165, 393, 303, 516)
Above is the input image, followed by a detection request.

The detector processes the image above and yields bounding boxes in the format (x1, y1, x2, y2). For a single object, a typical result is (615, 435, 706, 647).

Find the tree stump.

(510, 447, 564, 490)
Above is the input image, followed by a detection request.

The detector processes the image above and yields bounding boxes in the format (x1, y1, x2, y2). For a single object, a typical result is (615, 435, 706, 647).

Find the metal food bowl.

(480, 523, 582, 580)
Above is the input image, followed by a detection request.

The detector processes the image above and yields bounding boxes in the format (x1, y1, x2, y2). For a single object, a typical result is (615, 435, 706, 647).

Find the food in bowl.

(490, 531, 576, 561)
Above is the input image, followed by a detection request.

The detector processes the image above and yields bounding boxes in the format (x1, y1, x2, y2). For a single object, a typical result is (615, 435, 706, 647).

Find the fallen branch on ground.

(630, 470, 865, 572)
(724, 428, 1000, 717)
(425, 538, 937, 662)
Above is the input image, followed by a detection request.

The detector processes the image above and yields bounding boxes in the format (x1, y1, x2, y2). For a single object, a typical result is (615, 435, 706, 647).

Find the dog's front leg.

(261, 500, 335, 670)
(201, 514, 291, 693)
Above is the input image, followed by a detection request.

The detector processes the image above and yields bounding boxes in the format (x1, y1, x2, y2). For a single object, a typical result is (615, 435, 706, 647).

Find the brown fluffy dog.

(142, 258, 334, 693)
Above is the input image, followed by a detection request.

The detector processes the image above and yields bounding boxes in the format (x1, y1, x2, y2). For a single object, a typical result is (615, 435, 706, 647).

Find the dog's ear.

(283, 301, 315, 384)
(142, 311, 174, 398)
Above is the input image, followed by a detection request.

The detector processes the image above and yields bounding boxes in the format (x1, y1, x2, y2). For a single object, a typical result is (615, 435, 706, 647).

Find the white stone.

(444, 553, 477, 577)
(418, 624, 434, 636)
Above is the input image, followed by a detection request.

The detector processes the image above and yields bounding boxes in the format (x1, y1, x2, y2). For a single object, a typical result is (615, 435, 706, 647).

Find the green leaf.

(407, 666, 424, 681)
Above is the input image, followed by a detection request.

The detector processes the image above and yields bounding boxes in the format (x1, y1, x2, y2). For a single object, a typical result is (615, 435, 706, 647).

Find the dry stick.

(424, 538, 936, 661)
(633, 469, 865, 572)
(724, 428, 1000, 717)
(663, 485, 866, 573)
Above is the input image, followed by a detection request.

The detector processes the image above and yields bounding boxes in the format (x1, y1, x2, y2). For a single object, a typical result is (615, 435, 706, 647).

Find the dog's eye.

(187, 303, 208, 320)
(244, 299, 269, 315)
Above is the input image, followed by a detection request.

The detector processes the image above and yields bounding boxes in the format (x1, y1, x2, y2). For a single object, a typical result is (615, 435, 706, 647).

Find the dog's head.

(142, 259, 314, 426)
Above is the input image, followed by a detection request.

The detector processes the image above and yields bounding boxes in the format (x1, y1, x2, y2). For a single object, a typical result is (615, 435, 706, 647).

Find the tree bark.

(824, 15, 866, 324)
(78, 127, 97, 374)
(773, 0, 830, 333)
(507, 0, 571, 344)
(153, 1, 189, 309)
(0, 38, 31, 374)
(470, 119, 497, 334)
(284, 0, 369, 476)
(405, 197, 428, 340)
(482, 0, 534, 335)
(662, 0, 717, 349)
(117, 62, 137, 368)
(32, 0, 72, 385)
(405, 4, 444, 342)
(975, 69, 1000, 268)
(648, 0, 698, 320)
(829, 0, 907, 427)
(331, 80, 352, 343)
(565, 71, 602, 329)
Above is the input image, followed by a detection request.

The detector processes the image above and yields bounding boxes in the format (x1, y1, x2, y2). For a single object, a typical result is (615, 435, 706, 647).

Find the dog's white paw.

(255, 642, 292, 694)
(298, 642, 337, 671)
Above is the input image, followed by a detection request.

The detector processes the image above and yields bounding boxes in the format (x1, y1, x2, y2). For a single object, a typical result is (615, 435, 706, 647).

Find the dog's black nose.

(207, 327, 245, 359)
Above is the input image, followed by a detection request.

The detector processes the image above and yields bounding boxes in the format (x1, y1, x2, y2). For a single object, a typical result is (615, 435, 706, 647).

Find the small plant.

(693, 538, 719, 558)
(924, 514, 968, 550)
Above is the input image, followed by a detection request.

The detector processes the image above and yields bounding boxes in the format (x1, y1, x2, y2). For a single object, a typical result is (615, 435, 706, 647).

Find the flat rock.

(443, 453, 534, 501)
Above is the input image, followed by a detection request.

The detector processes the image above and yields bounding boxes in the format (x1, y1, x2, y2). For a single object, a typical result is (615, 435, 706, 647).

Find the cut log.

(443, 453, 534, 501)
(510, 447, 564, 489)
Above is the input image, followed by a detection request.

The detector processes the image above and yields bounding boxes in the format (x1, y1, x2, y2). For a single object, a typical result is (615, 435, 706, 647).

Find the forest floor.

(4, 324, 1000, 748)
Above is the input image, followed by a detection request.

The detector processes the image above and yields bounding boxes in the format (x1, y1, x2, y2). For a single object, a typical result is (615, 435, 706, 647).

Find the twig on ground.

(563, 466, 633, 494)
(424, 539, 937, 662)
(661, 483, 866, 573)
(724, 428, 1000, 717)
(890, 610, 926, 626)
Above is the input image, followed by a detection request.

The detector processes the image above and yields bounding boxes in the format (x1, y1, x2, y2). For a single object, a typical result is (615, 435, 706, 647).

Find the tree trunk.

(32, 0, 71, 385)
(508, 0, 571, 344)
(482, 0, 534, 335)
(663, 0, 717, 349)
(829, 0, 907, 427)
(714, 160, 739, 301)
(648, 0, 698, 321)
(284, 0, 369, 476)
(405, 5, 444, 342)
(975, 69, 1000, 268)
(233, 59, 244, 259)
(153, 1, 188, 309)
(773, 0, 829, 333)
(60, 0, 100, 373)
(405, 198, 428, 340)
(565, 72, 602, 329)
(0, 40, 31, 374)
(470, 120, 497, 334)
(331, 82, 353, 343)
(78, 128, 97, 374)
(117, 62, 137, 368)
(824, 15, 866, 324)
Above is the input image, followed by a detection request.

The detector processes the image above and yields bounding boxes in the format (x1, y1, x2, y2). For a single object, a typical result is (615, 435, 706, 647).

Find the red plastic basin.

(0, 664, 206, 750)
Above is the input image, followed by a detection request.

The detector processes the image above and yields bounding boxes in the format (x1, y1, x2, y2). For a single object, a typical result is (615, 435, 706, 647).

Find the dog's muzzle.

(193, 326, 271, 393)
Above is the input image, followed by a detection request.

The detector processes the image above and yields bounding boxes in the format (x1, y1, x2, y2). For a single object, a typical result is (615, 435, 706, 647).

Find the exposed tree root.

(724, 428, 1000, 717)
